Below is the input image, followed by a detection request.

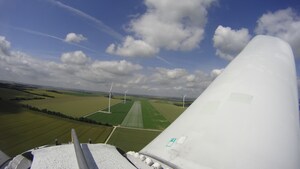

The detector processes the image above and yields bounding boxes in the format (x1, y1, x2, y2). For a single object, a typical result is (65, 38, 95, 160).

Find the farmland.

(107, 127, 161, 152)
(141, 100, 171, 129)
(0, 82, 189, 157)
(0, 105, 112, 156)
(85, 101, 134, 125)
(150, 100, 186, 122)
(121, 101, 143, 128)
(22, 91, 122, 117)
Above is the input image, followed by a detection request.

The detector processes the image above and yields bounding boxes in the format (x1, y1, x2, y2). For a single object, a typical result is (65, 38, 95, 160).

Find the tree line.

(22, 104, 112, 127)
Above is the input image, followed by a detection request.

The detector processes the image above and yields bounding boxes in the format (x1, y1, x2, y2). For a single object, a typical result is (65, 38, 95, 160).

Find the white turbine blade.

(125, 90, 128, 93)
(140, 35, 300, 169)
(109, 83, 113, 92)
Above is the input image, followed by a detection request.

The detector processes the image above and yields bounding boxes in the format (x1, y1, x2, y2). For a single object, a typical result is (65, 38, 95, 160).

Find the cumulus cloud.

(0, 36, 11, 55)
(106, 0, 215, 57)
(91, 60, 142, 75)
(210, 68, 224, 78)
(64, 33, 87, 43)
(255, 8, 300, 57)
(155, 68, 187, 79)
(0, 35, 223, 97)
(213, 25, 251, 61)
(61, 51, 90, 65)
(106, 36, 158, 57)
(141, 67, 220, 96)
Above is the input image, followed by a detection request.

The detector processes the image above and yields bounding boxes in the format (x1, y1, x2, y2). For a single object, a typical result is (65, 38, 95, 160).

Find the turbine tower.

(182, 94, 186, 108)
(108, 83, 113, 113)
(124, 90, 128, 104)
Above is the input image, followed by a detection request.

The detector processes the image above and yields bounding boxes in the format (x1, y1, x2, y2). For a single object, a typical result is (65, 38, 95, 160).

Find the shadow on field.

(0, 99, 23, 115)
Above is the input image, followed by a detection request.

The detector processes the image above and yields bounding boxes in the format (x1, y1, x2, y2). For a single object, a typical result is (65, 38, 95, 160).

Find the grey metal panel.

(140, 35, 300, 169)
(72, 129, 89, 169)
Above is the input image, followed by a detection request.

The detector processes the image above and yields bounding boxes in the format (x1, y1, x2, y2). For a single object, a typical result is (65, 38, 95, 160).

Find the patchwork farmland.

(121, 101, 143, 128)
(85, 101, 134, 125)
(0, 83, 188, 157)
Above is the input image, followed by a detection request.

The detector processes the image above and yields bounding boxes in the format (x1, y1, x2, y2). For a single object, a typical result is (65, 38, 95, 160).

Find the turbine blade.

(109, 83, 113, 92)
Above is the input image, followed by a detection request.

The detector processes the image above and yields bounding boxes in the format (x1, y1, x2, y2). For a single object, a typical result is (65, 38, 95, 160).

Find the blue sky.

(0, 0, 299, 97)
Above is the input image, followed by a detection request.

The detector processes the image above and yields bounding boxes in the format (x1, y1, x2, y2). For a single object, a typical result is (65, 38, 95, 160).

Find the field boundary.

(121, 101, 143, 128)
(83, 110, 110, 117)
(118, 126, 163, 132)
(104, 126, 117, 144)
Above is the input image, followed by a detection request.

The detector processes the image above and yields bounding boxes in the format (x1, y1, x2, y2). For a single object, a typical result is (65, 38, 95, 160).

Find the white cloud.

(255, 8, 300, 57)
(91, 60, 142, 75)
(106, 36, 158, 57)
(49, 0, 122, 40)
(0, 35, 222, 97)
(0, 36, 11, 55)
(11, 26, 97, 53)
(210, 68, 224, 78)
(61, 51, 90, 65)
(213, 25, 251, 61)
(106, 0, 215, 57)
(64, 33, 87, 43)
(156, 68, 187, 79)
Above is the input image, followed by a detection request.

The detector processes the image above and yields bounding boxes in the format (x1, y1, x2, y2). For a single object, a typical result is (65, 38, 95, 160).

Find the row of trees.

(10, 97, 45, 101)
(22, 104, 112, 127)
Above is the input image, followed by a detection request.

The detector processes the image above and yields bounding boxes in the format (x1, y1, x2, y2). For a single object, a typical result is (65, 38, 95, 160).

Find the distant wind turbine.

(183, 95, 186, 108)
(108, 83, 113, 113)
(124, 90, 128, 104)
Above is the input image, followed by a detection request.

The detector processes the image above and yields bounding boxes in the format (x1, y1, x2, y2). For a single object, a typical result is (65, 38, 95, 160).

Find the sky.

(0, 0, 300, 97)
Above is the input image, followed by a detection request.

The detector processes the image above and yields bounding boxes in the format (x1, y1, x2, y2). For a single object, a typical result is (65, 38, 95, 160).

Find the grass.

(0, 102, 112, 156)
(107, 127, 161, 152)
(0, 84, 186, 157)
(141, 100, 170, 129)
(21, 91, 121, 117)
(0, 87, 36, 100)
(150, 100, 186, 123)
(86, 101, 134, 125)
(121, 101, 143, 128)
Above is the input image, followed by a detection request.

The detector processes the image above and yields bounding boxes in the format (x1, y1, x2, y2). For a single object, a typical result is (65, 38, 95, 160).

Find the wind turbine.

(108, 83, 113, 113)
(124, 90, 128, 104)
(182, 94, 186, 108)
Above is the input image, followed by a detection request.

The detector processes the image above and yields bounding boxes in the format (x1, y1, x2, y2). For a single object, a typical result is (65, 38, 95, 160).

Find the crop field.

(86, 101, 134, 125)
(22, 92, 122, 117)
(0, 87, 36, 100)
(0, 83, 190, 157)
(0, 105, 112, 156)
(150, 100, 186, 123)
(141, 100, 170, 129)
(121, 101, 143, 128)
(107, 127, 161, 152)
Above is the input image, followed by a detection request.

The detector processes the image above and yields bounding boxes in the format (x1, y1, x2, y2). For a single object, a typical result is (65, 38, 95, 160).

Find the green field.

(86, 101, 134, 125)
(0, 87, 37, 100)
(107, 127, 161, 152)
(22, 92, 122, 117)
(0, 84, 188, 157)
(150, 100, 186, 123)
(0, 104, 112, 156)
(141, 100, 170, 129)
(121, 101, 143, 128)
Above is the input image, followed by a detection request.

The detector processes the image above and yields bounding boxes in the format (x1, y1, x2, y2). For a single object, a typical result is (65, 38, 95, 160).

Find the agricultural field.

(86, 101, 134, 125)
(121, 101, 143, 128)
(150, 100, 186, 123)
(0, 101, 112, 156)
(141, 100, 171, 129)
(107, 127, 161, 152)
(21, 91, 122, 117)
(0, 83, 191, 157)
(0, 87, 37, 100)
